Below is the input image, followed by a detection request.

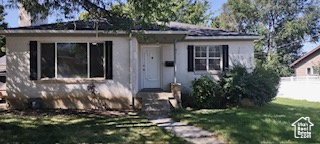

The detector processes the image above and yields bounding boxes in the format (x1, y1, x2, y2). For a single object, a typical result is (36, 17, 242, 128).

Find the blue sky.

(3, 0, 319, 52)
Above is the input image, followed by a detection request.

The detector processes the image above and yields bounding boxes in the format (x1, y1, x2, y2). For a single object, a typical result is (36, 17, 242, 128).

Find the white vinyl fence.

(277, 76, 320, 102)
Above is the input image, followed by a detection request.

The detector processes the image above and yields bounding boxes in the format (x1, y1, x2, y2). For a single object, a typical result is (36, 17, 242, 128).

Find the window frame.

(306, 67, 314, 76)
(193, 45, 223, 72)
(37, 41, 106, 80)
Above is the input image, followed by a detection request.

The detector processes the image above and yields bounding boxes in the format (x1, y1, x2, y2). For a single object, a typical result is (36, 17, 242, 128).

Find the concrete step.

(137, 91, 175, 115)
(142, 99, 169, 104)
(142, 102, 170, 110)
(142, 110, 170, 116)
(142, 106, 171, 112)
(137, 92, 174, 100)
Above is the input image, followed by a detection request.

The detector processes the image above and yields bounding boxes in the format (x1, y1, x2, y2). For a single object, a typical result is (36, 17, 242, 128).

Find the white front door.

(142, 46, 161, 88)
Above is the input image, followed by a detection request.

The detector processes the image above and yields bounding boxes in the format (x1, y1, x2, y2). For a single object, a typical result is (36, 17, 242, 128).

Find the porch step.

(143, 100, 171, 111)
(138, 91, 174, 115)
(137, 92, 174, 100)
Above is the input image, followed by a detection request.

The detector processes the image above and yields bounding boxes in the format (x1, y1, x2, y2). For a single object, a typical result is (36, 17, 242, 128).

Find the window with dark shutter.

(38, 42, 109, 79)
(41, 43, 55, 78)
(90, 43, 104, 78)
(193, 45, 222, 71)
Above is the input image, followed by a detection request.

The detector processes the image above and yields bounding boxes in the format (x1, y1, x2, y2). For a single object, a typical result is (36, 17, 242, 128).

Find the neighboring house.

(291, 45, 320, 76)
(0, 9, 259, 110)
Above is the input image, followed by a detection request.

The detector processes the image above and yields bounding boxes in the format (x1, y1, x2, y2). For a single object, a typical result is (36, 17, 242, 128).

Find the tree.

(8, 0, 212, 27)
(0, 4, 7, 57)
(212, 0, 320, 76)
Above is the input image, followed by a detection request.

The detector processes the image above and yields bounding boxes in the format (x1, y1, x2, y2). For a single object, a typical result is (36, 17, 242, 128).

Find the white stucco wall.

(6, 35, 138, 109)
(160, 40, 255, 93)
(6, 33, 255, 109)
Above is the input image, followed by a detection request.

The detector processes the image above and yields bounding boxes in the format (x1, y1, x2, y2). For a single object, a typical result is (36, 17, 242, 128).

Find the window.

(90, 43, 104, 78)
(307, 67, 314, 75)
(194, 45, 222, 71)
(40, 42, 105, 79)
(41, 43, 55, 78)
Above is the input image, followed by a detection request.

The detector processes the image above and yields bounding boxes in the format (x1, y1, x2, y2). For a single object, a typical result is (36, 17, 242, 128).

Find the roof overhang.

(290, 45, 320, 68)
(0, 29, 261, 42)
(185, 36, 263, 40)
(0, 29, 189, 35)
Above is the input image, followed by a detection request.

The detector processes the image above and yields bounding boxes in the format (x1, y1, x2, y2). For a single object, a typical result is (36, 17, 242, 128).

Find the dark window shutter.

(222, 45, 229, 71)
(105, 41, 113, 79)
(30, 41, 38, 80)
(187, 45, 194, 72)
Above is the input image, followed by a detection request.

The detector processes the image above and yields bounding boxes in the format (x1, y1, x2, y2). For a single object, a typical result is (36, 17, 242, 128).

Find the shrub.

(189, 75, 221, 109)
(250, 66, 280, 105)
(219, 65, 252, 107)
(219, 65, 280, 106)
(188, 65, 280, 108)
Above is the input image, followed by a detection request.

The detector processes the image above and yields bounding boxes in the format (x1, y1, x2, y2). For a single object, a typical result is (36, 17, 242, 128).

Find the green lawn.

(0, 110, 186, 143)
(171, 98, 320, 143)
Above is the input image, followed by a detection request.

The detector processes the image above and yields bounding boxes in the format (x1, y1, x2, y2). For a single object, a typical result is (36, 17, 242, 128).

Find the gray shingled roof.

(6, 19, 258, 37)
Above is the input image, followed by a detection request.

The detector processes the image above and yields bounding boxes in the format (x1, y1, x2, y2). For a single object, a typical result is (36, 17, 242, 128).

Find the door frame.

(140, 45, 162, 90)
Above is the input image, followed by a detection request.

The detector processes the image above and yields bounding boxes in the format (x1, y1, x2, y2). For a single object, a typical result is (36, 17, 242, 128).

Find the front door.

(142, 46, 161, 89)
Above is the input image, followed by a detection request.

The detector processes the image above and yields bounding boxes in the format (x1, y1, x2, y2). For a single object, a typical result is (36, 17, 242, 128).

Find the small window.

(194, 45, 222, 71)
(307, 67, 313, 75)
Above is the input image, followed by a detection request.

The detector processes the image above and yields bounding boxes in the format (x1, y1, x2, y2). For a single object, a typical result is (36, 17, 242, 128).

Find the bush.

(250, 66, 280, 105)
(189, 75, 221, 109)
(188, 65, 280, 108)
(219, 65, 252, 107)
(220, 65, 280, 106)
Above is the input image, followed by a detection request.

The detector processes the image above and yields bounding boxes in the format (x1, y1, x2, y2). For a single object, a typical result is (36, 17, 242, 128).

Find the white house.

(0, 11, 260, 110)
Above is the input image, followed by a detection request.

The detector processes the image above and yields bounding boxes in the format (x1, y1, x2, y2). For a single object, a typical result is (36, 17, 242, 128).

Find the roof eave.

(290, 45, 320, 68)
(0, 29, 190, 35)
(185, 35, 262, 40)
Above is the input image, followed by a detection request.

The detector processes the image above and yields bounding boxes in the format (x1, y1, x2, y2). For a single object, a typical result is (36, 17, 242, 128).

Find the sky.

(3, 0, 319, 52)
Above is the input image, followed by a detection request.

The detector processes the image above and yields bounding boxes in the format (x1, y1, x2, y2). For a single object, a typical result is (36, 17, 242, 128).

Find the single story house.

(0, 14, 260, 109)
(291, 45, 320, 76)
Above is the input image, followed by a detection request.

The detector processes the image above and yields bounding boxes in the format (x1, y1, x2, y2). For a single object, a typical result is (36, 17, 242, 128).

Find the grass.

(0, 110, 187, 143)
(171, 98, 320, 143)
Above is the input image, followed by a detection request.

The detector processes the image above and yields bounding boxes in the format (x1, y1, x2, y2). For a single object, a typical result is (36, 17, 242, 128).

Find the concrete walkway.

(148, 115, 224, 144)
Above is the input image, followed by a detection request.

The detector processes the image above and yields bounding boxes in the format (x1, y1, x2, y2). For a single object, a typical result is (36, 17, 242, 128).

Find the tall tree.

(79, 0, 211, 25)
(212, 0, 320, 76)
(8, 0, 211, 27)
(0, 4, 7, 57)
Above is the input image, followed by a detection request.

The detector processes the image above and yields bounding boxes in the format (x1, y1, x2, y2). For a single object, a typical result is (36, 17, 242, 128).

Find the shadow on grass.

(0, 110, 186, 143)
(172, 101, 320, 143)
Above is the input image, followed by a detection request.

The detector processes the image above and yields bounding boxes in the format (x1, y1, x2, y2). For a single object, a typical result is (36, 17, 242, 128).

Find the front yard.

(172, 98, 320, 143)
(0, 110, 186, 143)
